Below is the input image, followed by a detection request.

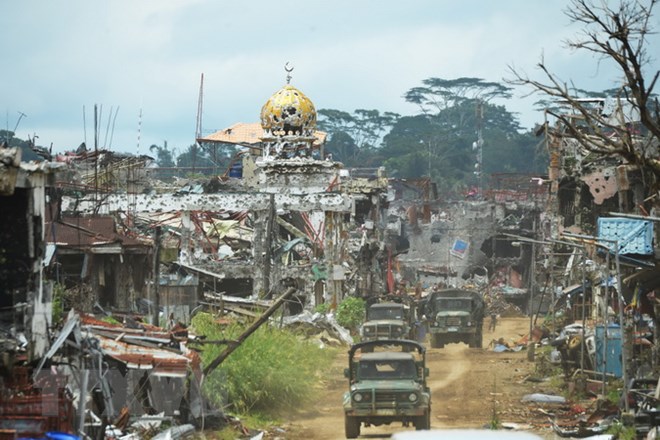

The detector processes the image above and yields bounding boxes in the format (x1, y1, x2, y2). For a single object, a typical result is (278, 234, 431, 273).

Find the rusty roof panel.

(46, 216, 147, 248)
(92, 335, 190, 377)
(79, 313, 201, 378)
(199, 122, 326, 146)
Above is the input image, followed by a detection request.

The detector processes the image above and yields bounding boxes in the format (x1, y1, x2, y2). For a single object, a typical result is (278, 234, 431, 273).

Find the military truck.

(359, 296, 417, 343)
(423, 289, 484, 349)
(343, 339, 431, 438)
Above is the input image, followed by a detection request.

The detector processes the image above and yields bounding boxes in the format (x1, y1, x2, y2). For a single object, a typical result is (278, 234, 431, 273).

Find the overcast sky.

(2, 0, 657, 156)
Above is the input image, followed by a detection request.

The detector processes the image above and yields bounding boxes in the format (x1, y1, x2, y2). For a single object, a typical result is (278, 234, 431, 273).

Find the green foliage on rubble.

(52, 283, 67, 324)
(534, 345, 563, 378)
(192, 312, 336, 417)
(313, 302, 331, 314)
(607, 420, 636, 440)
(606, 383, 623, 406)
(335, 296, 366, 332)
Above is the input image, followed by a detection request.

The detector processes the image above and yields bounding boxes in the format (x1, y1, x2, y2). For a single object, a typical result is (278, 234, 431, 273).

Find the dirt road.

(285, 316, 538, 439)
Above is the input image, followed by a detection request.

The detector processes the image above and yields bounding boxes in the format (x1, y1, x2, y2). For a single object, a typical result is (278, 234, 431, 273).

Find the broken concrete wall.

(399, 201, 497, 288)
(0, 147, 21, 195)
(0, 164, 57, 360)
(249, 158, 342, 194)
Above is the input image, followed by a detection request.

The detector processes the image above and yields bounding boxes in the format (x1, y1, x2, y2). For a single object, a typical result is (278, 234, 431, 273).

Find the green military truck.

(359, 296, 417, 343)
(343, 339, 431, 438)
(423, 289, 484, 349)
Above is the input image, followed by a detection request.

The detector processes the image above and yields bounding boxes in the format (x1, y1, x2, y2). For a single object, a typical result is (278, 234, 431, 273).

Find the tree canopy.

(317, 108, 399, 166)
(318, 77, 543, 194)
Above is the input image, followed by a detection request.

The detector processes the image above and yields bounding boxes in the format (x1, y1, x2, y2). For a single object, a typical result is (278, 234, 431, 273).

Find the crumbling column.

(252, 208, 268, 298)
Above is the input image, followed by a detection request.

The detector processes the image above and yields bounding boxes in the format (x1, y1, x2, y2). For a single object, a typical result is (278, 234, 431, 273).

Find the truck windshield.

(368, 306, 404, 320)
(358, 360, 417, 380)
(435, 298, 471, 311)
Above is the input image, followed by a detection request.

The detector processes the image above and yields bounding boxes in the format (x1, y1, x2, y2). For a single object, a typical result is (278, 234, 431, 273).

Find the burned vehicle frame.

(343, 339, 431, 438)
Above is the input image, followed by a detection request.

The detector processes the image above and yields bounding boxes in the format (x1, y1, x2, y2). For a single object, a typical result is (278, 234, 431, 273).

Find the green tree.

(149, 141, 175, 167)
(323, 130, 358, 163)
(381, 98, 538, 193)
(403, 77, 514, 116)
(176, 143, 215, 176)
(318, 108, 399, 166)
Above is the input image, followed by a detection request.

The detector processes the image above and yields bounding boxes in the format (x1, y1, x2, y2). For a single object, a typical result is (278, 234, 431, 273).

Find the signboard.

(450, 238, 469, 259)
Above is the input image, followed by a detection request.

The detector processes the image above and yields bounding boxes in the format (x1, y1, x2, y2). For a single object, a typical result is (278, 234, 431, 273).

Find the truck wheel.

(415, 410, 431, 430)
(430, 334, 444, 349)
(345, 415, 360, 438)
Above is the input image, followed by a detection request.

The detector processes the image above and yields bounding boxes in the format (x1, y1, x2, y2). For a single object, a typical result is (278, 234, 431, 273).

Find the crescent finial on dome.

(284, 62, 294, 84)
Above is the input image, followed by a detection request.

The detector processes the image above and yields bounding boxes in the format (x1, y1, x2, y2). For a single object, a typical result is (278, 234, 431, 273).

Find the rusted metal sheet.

(77, 313, 201, 379)
(0, 368, 75, 438)
(46, 216, 148, 249)
(92, 335, 190, 377)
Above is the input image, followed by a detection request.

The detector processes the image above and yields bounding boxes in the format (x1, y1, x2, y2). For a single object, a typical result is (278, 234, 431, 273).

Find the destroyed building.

(54, 74, 391, 322)
(0, 146, 61, 361)
(390, 173, 548, 313)
(45, 215, 151, 311)
(533, 98, 660, 390)
(0, 146, 75, 437)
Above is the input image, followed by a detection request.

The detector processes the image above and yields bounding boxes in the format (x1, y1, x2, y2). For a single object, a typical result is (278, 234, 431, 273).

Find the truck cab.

(423, 289, 484, 349)
(343, 339, 431, 438)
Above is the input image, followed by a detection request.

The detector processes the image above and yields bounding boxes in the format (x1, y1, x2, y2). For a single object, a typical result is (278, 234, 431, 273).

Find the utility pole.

(152, 226, 162, 326)
(474, 99, 484, 198)
(528, 233, 536, 362)
(263, 194, 275, 295)
(195, 73, 204, 141)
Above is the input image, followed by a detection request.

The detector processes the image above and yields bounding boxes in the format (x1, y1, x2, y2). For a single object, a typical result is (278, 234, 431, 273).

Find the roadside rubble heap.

(0, 309, 219, 440)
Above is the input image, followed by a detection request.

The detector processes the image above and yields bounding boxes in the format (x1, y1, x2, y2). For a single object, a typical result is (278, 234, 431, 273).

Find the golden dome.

(260, 84, 317, 136)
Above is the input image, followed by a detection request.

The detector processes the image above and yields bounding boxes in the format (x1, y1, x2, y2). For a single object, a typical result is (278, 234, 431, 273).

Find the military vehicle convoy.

(422, 289, 485, 349)
(343, 339, 431, 438)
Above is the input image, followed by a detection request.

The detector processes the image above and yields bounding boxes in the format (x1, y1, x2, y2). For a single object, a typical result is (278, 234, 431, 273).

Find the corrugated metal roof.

(46, 216, 147, 249)
(92, 335, 190, 377)
(199, 122, 326, 146)
(598, 217, 654, 255)
(79, 313, 200, 378)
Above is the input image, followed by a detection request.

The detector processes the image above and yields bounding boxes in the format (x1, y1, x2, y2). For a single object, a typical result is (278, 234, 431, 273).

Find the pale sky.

(2, 0, 657, 156)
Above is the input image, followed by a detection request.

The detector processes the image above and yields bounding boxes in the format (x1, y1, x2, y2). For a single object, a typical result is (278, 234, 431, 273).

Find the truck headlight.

(353, 393, 364, 402)
(408, 393, 418, 402)
(364, 327, 373, 334)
